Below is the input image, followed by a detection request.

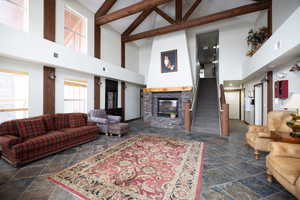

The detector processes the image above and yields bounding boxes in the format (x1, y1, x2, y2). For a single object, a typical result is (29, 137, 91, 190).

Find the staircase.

(192, 78, 221, 135)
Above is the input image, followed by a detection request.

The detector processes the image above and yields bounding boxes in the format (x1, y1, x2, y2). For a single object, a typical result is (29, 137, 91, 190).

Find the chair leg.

(267, 173, 273, 183)
(254, 150, 260, 160)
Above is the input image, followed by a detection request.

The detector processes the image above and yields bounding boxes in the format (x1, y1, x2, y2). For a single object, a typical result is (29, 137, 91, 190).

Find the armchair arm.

(0, 135, 22, 149)
(248, 125, 268, 133)
(108, 115, 121, 123)
(257, 131, 271, 138)
(269, 142, 300, 159)
(89, 117, 108, 124)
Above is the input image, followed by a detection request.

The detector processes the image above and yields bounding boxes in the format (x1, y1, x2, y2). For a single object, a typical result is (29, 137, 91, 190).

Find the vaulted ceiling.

(78, 0, 263, 36)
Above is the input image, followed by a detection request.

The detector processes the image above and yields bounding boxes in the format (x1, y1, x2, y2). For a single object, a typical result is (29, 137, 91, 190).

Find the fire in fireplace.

(157, 98, 178, 118)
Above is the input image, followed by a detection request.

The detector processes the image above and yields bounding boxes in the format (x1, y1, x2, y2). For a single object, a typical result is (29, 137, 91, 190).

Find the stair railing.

(219, 84, 230, 136)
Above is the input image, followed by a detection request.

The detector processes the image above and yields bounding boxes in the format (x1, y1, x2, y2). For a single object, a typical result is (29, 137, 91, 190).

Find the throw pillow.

(54, 114, 70, 130)
(43, 114, 55, 131)
(16, 118, 46, 139)
(69, 114, 86, 128)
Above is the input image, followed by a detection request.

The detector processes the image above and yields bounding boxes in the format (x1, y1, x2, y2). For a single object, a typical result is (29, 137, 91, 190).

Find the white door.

(225, 91, 240, 119)
(255, 85, 263, 125)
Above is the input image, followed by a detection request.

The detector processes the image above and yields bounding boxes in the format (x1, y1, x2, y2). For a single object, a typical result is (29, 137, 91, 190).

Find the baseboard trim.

(125, 117, 141, 123)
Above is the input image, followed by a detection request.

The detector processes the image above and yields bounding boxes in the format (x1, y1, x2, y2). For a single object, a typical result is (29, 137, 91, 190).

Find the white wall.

(254, 10, 267, 30)
(273, 60, 300, 111)
(28, 0, 44, 38)
(243, 74, 268, 125)
(125, 83, 141, 120)
(243, 7, 300, 79)
(273, 0, 300, 33)
(56, 0, 95, 56)
(0, 24, 145, 85)
(186, 18, 254, 85)
(101, 25, 121, 66)
(101, 25, 140, 73)
(126, 43, 140, 73)
(139, 42, 152, 83)
(147, 31, 193, 88)
(0, 57, 43, 117)
(219, 23, 251, 83)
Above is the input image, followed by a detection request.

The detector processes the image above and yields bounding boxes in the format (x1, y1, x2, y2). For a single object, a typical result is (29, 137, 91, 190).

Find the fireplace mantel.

(143, 86, 193, 93)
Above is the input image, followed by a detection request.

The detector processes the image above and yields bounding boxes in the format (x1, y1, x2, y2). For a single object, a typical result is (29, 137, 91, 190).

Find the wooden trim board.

(143, 86, 193, 93)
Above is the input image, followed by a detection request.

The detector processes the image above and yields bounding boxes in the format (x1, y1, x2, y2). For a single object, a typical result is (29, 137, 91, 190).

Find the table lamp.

(282, 94, 300, 137)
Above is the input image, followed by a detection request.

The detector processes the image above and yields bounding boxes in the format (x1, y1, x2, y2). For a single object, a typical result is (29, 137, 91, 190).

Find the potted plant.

(246, 27, 270, 57)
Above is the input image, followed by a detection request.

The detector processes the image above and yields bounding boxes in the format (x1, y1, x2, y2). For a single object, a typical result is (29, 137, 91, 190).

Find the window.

(0, 69, 29, 123)
(64, 6, 87, 54)
(0, 0, 28, 31)
(64, 79, 87, 113)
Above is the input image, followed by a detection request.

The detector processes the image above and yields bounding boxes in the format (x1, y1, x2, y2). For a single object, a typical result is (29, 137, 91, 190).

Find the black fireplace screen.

(157, 98, 178, 118)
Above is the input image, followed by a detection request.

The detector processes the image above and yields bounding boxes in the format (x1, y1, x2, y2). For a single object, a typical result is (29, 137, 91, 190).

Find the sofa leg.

(254, 150, 260, 160)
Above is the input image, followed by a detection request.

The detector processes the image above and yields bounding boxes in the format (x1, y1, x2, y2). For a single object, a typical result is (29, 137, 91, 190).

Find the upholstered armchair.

(88, 109, 121, 134)
(246, 111, 292, 159)
(266, 142, 300, 199)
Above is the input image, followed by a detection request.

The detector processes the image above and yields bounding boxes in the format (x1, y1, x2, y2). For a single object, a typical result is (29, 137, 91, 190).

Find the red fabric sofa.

(0, 113, 98, 167)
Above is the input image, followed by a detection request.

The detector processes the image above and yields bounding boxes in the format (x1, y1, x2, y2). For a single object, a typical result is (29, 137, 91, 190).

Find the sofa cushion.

(43, 114, 55, 131)
(16, 118, 46, 139)
(13, 131, 70, 154)
(268, 155, 300, 185)
(69, 114, 86, 128)
(54, 114, 70, 130)
(62, 126, 99, 137)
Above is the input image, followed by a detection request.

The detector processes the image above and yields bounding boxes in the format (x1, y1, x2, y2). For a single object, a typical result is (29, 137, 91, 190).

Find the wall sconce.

(260, 77, 269, 83)
(48, 72, 56, 80)
(96, 80, 102, 86)
(277, 72, 287, 79)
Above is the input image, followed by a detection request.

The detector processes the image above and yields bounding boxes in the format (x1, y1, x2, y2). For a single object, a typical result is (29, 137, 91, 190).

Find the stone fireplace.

(143, 87, 193, 129)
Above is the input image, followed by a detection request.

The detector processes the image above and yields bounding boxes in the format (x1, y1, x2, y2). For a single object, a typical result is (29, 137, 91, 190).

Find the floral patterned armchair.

(88, 109, 121, 134)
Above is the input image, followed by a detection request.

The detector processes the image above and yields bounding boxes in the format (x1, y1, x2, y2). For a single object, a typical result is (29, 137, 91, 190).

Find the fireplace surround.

(143, 87, 193, 129)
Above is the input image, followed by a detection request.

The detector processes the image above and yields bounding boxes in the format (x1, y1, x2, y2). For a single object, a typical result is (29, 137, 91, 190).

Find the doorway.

(225, 90, 241, 120)
(105, 79, 118, 110)
(254, 83, 263, 125)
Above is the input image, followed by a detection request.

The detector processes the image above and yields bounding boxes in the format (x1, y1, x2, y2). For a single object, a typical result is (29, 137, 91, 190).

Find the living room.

(0, 0, 300, 199)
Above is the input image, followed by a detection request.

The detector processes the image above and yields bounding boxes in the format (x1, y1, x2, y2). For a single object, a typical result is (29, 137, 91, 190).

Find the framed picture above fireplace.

(157, 98, 179, 118)
(161, 50, 178, 73)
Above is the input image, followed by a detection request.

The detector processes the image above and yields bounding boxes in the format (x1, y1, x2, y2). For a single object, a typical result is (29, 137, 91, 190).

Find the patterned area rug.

(49, 134, 205, 200)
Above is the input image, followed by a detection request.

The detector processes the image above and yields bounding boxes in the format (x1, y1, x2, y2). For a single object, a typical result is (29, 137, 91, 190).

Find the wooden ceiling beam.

(122, 8, 154, 36)
(175, 0, 182, 22)
(154, 7, 175, 24)
(183, 0, 202, 21)
(122, 1, 271, 42)
(95, 0, 117, 18)
(96, 0, 172, 25)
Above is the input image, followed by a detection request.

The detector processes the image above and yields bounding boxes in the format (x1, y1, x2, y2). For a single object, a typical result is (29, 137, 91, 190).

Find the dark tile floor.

(0, 120, 296, 200)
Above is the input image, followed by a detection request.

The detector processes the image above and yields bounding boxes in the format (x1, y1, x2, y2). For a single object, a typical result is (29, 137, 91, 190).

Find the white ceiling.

(78, 0, 262, 43)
